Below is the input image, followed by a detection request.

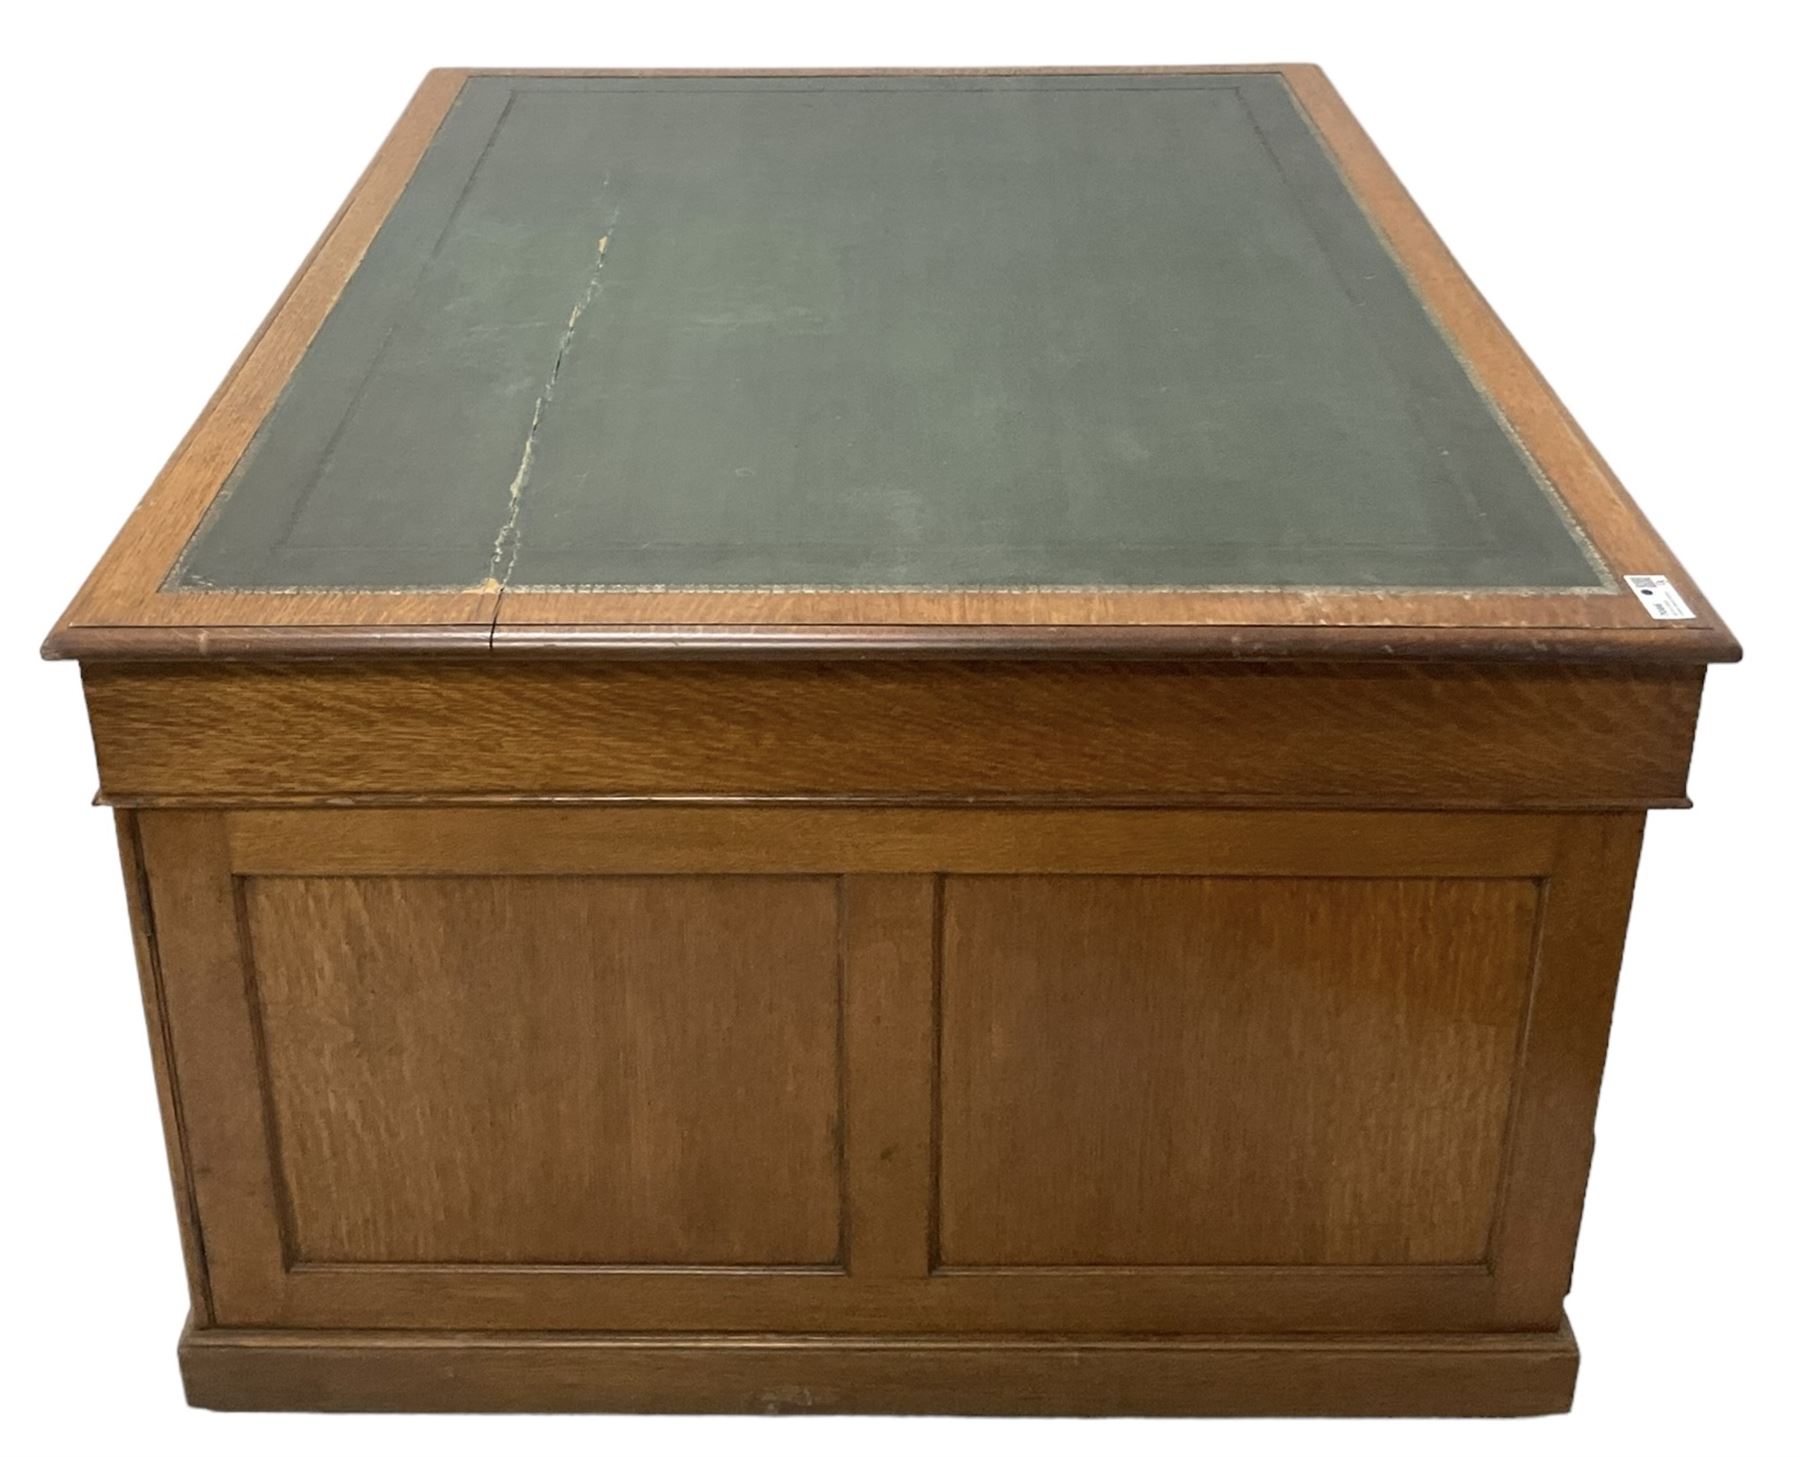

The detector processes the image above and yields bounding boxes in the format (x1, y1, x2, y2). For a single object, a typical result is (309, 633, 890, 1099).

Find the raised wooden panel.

(240, 874, 843, 1266)
(938, 875, 1540, 1267)
(131, 805, 1634, 1335)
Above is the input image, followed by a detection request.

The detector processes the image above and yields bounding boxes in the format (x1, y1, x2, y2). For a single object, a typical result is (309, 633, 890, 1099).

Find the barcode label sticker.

(1623, 574, 1696, 621)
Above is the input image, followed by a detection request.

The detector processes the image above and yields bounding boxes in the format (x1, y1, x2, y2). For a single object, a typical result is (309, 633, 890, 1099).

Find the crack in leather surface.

(483, 230, 612, 591)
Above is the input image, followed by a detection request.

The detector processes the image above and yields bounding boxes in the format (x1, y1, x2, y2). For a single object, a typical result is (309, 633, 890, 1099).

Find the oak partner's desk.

(46, 68, 1736, 1416)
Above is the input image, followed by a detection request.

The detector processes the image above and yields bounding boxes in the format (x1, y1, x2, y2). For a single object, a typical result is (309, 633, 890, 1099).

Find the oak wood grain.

(248, 1263, 1499, 1336)
(119, 802, 1626, 1346)
(112, 812, 214, 1324)
(938, 875, 1539, 1266)
(1489, 814, 1645, 1324)
(223, 806, 1564, 878)
(135, 813, 289, 1324)
(842, 877, 937, 1279)
(242, 874, 843, 1266)
(179, 1320, 1581, 1416)
(81, 659, 1706, 808)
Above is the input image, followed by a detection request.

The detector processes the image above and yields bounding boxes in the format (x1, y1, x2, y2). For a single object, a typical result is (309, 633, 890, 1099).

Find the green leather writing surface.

(175, 74, 1605, 592)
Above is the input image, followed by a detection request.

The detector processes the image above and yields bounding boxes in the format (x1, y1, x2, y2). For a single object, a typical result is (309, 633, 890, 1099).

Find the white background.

(3, 2, 1795, 1453)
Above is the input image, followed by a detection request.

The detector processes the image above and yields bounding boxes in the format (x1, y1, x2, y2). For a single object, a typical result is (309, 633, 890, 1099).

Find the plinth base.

(181, 1319, 1578, 1416)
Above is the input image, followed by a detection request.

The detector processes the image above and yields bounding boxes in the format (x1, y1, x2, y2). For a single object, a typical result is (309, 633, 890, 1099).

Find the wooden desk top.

(46, 67, 1737, 664)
